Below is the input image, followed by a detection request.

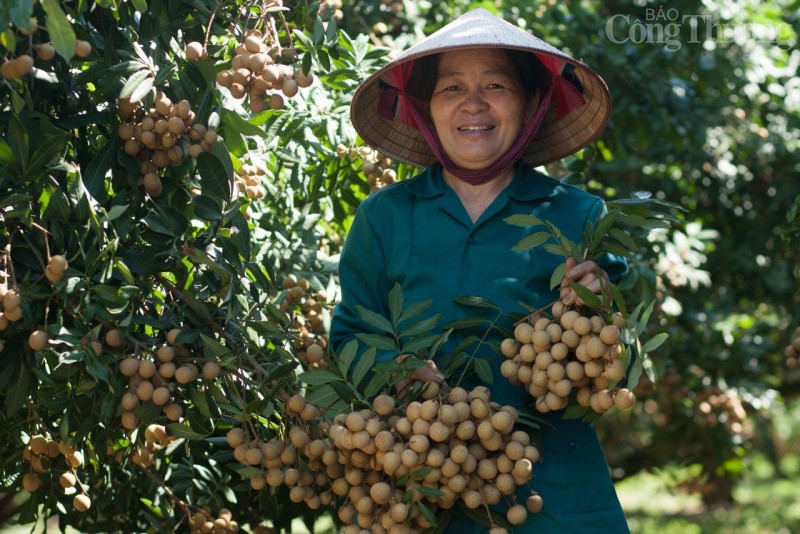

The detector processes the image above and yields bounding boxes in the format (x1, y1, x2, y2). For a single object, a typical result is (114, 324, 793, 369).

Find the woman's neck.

(442, 165, 515, 223)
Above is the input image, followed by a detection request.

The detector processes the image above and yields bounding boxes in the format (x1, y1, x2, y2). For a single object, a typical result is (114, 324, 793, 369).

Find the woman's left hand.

(559, 257, 610, 306)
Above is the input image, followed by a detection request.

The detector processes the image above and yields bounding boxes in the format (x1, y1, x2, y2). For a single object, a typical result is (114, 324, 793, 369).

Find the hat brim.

(350, 9, 611, 169)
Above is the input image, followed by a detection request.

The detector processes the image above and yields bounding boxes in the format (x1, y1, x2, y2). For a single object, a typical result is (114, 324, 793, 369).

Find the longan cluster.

(0, 283, 23, 327)
(117, 91, 218, 197)
(213, 31, 313, 114)
(115, 423, 178, 468)
(500, 302, 636, 415)
(232, 386, 543, 533)
(116, 327, 222, 429)
(695, 385, 748, 436)
(234, 162, 267, 201)
(188, 507, 239, 533)
(281, 275, 330, 370)
(783, 326, 800, 369)
(21, 435, 91, 513)
(1, 19, 91, 81)
(337, 145, 396, 192)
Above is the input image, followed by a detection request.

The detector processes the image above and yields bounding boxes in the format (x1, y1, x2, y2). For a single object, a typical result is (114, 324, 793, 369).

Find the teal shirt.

(331, 163, 629, 533)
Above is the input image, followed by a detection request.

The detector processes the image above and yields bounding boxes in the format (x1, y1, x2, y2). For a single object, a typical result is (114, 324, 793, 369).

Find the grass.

(617, 454, 800, 534)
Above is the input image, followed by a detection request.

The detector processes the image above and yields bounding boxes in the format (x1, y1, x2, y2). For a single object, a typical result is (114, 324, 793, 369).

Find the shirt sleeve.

(329, 201, 399, 366)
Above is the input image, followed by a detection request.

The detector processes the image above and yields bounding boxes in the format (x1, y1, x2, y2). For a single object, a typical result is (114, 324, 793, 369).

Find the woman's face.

(429, 49, 531, 171)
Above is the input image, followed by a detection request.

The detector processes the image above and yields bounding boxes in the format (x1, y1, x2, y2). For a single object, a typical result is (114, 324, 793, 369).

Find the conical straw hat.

(350, 8, 611, 169)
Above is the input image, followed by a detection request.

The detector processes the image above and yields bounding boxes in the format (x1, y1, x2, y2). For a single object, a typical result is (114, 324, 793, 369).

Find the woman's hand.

(559, 257, 610, 306)
(394, 355, 445, 393)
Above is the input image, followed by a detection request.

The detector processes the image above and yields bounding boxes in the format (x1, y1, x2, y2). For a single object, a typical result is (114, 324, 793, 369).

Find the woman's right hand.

(394, 355, 445, 393)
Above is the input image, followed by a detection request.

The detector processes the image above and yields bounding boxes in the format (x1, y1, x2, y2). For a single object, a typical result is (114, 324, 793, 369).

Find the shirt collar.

(405, 163, 558, 201)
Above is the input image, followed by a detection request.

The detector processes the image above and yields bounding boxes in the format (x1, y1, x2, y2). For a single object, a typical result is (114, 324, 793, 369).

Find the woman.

(331, 8, 629, 533)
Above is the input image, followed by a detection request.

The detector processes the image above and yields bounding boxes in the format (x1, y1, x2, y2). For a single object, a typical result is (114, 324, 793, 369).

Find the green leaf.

(355, 333, 398, 351)
(388, 283, 404, 324)
(191, 194, 223, 221)
(355, 305, 394, 334)
(221, 108, 265, 137)
(609, 284, 628, 316)
(400, 334, 443, 354)
(4, 365, 30, 417)
(569, 282, 601, 308)
(635, 300, 656, 337)
(167, 422, 209, 440)
(563, 404, 591, 420)
(352, 346, 376, 387)
(504, 213, 545, 227)
(118, 68, 150, 100)
(443, 317, 488, 330)
(298, 369, 343, 385)
(512, 231, 551, 251)
(608, 227, 639, 253)
(336, 339, 358, 378)
(7, 113, 28, 169)
(453, 296, 499, 309)
(641, 332, 668, 354)
(473, 358, 493, 385)
(0, 138, 16, 164)
(549, 262, 566, 290)
(196, 144, 233, 203)
(83, 138, 117, 196)
(131, 0, 148, 13)
(304, 384, 342, 408)
(398, 313, 441, 338)
(190, 386, 212, 418)
(41, 0, 76, 61)
(397, 299, 432, 324)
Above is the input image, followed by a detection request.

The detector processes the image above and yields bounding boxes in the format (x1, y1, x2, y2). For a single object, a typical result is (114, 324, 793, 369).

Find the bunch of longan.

(783, 326, 800, 369)
(0, 18, 91, 81)
(212, 31, 313, 114)
(188, 507, 239, 534)
(234, 162, 267, 201)
(116, 327, 222, 429)
(500, 301, 636, 415)
(337, 145, 396, 192)
(117, 91, 218, 197)
(0, 283, 23, 325)
(317, 0, 344, 20)
(230, 385, 543, 533)
(280, 275, 330, 370)
(21, 435, 91, 512)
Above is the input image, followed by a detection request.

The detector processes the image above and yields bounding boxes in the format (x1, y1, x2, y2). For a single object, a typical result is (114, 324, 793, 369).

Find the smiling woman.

(333, 8, 629, 534)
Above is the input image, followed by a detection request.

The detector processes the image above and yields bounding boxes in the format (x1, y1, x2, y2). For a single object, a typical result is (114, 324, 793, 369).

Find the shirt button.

(568, 442, 578, 453)
(467, 236, 476, 244)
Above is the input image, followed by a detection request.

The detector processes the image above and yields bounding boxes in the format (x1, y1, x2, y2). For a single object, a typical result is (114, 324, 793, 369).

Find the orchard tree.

(0, 0, 394, 531)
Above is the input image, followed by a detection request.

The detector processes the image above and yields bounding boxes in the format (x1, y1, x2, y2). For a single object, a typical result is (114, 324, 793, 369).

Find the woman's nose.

(460, 90, 488, 112)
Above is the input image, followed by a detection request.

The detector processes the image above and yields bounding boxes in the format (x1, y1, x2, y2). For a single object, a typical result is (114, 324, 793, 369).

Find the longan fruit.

(226, 428, 244, 448)
(60, 472, 77, 488)
(74, 40, 92, 58)
(28, 330, 48, 351)
(306, 343, 324, 363)
(600, 324, 621, 344)
(500, 338, 519, 358)
(370, 481, 392, 504)
(36, 43, 56, 61)
(527, 493, 544, 513)
(372, 394, 395, 416)
(119, 357, 139, 377)
(614, 388, 636, 409)
(105, 329, 123, 347)
(202, 361, 221, 380)
(185, 41, 205, 60)
(572, 316, 592, 336)
(269, 93, 284, 109)
(138, 359, 156, 378)
(121, 410, 138, 430)
(48, 255, 68, 274)
(164, 403, 183, 421)
(507, 503, 528, 525)
(73, 494, 91, 512)
(22, 473, 41, 492)
(152, 386, 171, 406)
(514, 322, 535, 344)
(174, 366, 195, 384)
(281, 78, 299, 97)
